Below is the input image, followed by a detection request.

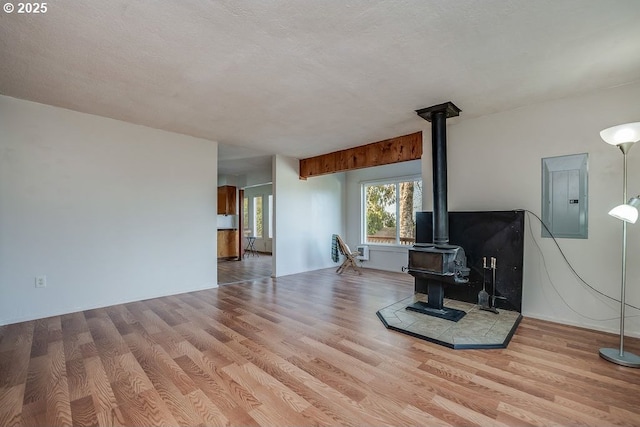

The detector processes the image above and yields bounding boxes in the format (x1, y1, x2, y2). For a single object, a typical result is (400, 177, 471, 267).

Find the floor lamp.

(599, 122, 640, 368)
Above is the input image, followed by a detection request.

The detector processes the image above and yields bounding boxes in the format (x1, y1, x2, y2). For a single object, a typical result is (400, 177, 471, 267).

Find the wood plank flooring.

(218, 255, 272, 285)
(1, 267, 640, 426)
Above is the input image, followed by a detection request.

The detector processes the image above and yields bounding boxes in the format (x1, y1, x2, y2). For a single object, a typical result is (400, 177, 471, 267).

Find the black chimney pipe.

(416, 102, 461, 247)
(432, 110, 448, 246)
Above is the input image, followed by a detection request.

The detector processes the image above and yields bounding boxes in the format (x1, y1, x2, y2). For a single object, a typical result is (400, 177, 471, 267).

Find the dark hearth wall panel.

(415, 211, 525, 312)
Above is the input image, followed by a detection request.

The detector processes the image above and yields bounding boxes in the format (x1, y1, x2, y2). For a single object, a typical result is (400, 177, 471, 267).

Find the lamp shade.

(608, 196, 640, 224)
(600, 122, 640, 146)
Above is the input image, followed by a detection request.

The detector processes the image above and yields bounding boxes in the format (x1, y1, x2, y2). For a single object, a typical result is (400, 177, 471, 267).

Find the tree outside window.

(364, 178, 421, 245)
(365, 183, 396, 238)
(243, 197, 250, 236)
(253, 196, 263, 238)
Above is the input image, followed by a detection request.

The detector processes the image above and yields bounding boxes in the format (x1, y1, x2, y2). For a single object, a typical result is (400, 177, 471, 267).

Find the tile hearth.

(377, 293, 522, 349)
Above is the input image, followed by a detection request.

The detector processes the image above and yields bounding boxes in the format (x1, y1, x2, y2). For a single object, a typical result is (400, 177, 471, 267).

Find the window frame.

(361, 174, 422, 247)
(244, 189, 272, 240)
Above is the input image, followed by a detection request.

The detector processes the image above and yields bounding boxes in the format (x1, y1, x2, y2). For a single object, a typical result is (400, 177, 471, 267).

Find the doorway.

(217, 182, 273, 285)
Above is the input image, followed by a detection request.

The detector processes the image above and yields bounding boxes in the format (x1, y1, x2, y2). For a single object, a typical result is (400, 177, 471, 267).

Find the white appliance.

(355, 245, 369, 261)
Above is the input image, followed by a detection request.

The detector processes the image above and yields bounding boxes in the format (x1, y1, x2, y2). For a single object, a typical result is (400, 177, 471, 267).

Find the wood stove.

(407, 244, 470, 284)
(405, 102, 469, 322)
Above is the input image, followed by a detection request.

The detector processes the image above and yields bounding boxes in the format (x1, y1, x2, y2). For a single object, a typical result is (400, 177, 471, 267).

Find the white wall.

(345, 160, 422, 272)
(218, 174, 241, 187)
(231, 166, 273, 189)
(273, 155, 344, 277)
(243, 166, 273, 188)
(423, 82, 640, 336)
(0, 96, 218, 325)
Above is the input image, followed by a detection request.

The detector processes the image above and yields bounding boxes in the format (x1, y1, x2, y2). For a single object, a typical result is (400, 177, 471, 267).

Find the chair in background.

(244, 235, 258, 258)
(335, 235, 361, 275)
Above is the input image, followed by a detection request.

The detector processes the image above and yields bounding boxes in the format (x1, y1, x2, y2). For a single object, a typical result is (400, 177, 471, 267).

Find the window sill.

(362, 244, 411, 253)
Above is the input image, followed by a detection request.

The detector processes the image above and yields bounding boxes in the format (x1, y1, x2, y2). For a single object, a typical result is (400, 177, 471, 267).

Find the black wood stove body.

(406, 102, 470, 322)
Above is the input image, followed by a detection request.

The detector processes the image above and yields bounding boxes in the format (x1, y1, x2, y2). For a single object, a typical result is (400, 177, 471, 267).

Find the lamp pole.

(599, 140, 640, 368)
(618, 143, 629, 357)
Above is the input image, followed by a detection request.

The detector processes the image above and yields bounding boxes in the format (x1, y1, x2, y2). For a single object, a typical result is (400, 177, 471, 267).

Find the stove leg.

(426, 282, 444, 310)
(414, 279, 446, 309)
(408, 279, 466, 322)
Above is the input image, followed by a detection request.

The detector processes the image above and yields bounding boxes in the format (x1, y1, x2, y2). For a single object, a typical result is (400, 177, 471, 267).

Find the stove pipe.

(416, 102, 461, 247)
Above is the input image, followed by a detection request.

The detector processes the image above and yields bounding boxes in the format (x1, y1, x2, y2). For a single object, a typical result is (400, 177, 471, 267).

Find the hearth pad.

(376, 293, 521, 349)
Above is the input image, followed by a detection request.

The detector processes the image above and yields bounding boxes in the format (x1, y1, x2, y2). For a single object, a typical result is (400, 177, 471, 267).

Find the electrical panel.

(541, 153, 588, 239)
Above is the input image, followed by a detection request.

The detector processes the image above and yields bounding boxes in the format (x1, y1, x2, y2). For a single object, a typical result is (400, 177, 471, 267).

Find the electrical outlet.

(35, 275, 47, 288)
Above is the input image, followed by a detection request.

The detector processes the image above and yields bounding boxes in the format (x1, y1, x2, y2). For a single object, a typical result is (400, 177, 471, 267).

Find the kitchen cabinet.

(217, 185, 237, 215)
(217, 229, 239, 258)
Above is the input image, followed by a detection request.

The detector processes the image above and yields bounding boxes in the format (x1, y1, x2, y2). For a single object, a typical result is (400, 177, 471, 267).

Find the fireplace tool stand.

(478, 256, 491, 311)
(480, 257, 499, 314)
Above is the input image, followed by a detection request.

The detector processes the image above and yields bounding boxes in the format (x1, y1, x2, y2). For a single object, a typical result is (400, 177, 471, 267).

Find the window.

(244, 191, 272, 240)
(268, 195, 273, 239)
(363, 177, 422, 245)
(243, 197, 250, 236)
(253, 196, 263, 238)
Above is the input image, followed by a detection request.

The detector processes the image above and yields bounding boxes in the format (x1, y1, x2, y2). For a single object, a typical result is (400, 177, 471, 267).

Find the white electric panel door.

(542, 153, 588, 239)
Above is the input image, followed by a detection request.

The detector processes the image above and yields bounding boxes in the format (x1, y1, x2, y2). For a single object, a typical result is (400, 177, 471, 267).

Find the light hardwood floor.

(1, 267, 639, 426)
(218, 254, 272, 285)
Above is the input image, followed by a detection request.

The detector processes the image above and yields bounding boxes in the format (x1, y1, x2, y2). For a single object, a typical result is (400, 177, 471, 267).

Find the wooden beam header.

(299, 131, 422, 179)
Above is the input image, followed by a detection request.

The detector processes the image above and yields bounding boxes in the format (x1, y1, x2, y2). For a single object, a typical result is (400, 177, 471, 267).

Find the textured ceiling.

(1, 0, 639, 166)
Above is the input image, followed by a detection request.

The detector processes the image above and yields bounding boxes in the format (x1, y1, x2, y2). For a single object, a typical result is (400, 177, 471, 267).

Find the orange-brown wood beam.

(299, 131, 422, 179)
